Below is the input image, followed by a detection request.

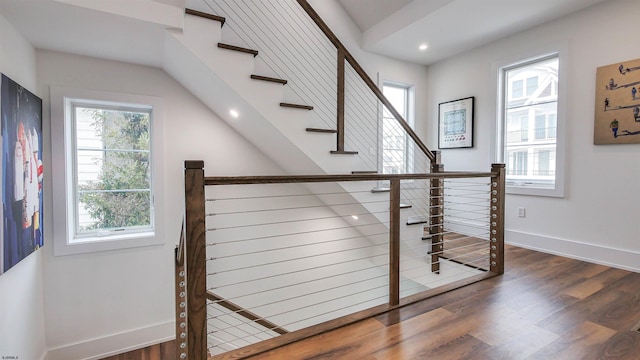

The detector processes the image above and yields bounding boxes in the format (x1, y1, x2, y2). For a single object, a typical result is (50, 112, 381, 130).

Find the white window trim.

(494, 43, 567, 198)
(50, 86, 165, 256)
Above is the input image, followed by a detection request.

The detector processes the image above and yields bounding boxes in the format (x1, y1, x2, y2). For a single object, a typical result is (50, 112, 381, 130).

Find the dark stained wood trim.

(337, 47, 346, 152)
(185, 8, 226, 25)
(330, 150, 358, 155)
(211, 271, 499, 359)
(207, 291, 289, 335)
(280, 102, 314, 110)
(204, 171, 496, 185)
(175, 222, 185, 266)
(295, 0, 435, 163)
(250, 74, 288, 85)
(306, 128, 337, 133)
(184, 161, 207, 359)
(406, 217, 428, 226)
(351, 170, 378, 174)
(371, 187, 390, 193)
(217, 43, 258, 57)
(490, 163, 506, 274)
(389, 179, 401, 306)
(430, 152, 444, 273)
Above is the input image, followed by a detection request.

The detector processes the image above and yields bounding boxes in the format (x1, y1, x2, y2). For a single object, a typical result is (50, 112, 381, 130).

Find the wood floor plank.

(527, 321, 617, 360)
(564, 267, 630, 299)
(111, 246, 640, 360)
(593, 330, 640, 359)
(467, 325, 559, 360)
(246, 318, 385, 359)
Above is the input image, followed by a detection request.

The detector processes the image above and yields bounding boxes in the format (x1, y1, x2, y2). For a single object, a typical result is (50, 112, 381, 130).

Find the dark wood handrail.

(205, 171, 496, 185)
(296, 0, 436, 164)
(176, 220, 185, 266)
(206, 291, 289, 335)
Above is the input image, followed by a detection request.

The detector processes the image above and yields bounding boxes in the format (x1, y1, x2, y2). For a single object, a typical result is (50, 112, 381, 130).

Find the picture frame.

(438, 96, 474, 149)
(594, 57, 640, 145)
(1, 73, 44, 275)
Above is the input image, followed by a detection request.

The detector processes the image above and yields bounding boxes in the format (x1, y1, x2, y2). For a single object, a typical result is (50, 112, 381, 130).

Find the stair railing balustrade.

(196, 0, 434, 173)
(178, 161, 505, 359)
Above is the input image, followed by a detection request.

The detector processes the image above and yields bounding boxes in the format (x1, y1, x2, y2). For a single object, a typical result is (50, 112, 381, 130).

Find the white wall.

(0, 13, 47, 360)
(37, 50, 285, 359)
(425, 0, 640, 271)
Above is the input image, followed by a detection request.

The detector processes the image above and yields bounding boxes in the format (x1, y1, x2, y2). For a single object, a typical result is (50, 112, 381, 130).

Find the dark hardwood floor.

(107, 245, 640, 359)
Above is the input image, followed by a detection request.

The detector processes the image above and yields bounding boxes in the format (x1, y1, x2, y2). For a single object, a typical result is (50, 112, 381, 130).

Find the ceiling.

(0, 0, 612, 69)
(337, 0, 611, 65)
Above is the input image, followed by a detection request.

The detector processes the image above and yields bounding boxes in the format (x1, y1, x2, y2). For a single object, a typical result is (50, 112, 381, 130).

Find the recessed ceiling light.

(419, 43, 428, 51)
(351, 215, 359, 220)
(229, 109, 239, 118)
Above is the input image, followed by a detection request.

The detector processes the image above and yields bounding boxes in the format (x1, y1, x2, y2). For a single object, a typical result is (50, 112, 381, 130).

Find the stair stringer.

(165, 15, 359, 174)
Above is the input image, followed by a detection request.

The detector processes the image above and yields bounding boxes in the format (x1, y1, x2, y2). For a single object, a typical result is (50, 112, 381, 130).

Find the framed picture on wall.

(1, 73, 43, 275)
(594, 57, 640, 144)
(438, 96, 474, 149)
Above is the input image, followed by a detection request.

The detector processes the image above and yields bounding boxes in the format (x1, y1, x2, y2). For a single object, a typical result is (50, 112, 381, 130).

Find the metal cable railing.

(191, 0, 434, 171)
(178, 161, 505, 358)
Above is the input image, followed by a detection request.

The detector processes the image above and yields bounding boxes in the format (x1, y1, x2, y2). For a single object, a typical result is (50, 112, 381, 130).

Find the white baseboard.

(506, 229, 640, 273)
(46, 321, 174, 360)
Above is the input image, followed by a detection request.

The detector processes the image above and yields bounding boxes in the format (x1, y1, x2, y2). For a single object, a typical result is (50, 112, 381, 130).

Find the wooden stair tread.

(185, 9, 225, 25)
(251, 74, 287, 85)
(306, 128, 337, 133)
(371, 187, 390, 193)
(218, 43, 258, 56)
(400, 203, 412, 209)
(407, 216, 428, 225)
(330, 150, 359, 155)
(280, 102, 314, 110)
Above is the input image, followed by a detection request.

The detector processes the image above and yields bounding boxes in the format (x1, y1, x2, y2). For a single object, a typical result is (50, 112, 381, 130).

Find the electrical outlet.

(518, 207, 526, 218)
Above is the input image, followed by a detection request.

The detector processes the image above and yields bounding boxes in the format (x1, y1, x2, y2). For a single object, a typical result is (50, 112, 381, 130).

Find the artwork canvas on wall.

(594, 58, 640, 144)
(1, 74, 43, 274)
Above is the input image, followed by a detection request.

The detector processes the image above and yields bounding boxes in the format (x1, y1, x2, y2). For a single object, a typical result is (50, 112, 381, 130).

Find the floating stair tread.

(218, 43, 258, 56)
(330, 150, 359, 155)
(371, 187, 390, 193)
(306, 128, 337, 133)
(251, 74, 287, 85)
(407, 216, 428, 225)
(400, 203, 412, 209)
(185, 9, 225, 25)
(351, 171, 378, 174)
(280, 102, 314, 110)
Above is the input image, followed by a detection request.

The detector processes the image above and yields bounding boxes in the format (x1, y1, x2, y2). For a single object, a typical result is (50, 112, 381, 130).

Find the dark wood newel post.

(337, 47, 346, 152)
(429, 151, 444, 274)
(184, 160, 207, 359)
(490, 163, 506, 274)
(389, 178, 401, 306)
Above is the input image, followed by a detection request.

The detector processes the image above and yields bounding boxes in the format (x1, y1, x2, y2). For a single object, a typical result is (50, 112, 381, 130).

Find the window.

(51, 87, 164, 255)
(498, 52, 564, 197)
(72, 103, 153, 238)
(382, 82, 414, 174)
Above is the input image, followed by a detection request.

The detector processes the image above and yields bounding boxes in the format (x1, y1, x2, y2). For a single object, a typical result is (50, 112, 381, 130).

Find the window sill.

(54, 231, 162, 256)
(506, 184, 564, 198)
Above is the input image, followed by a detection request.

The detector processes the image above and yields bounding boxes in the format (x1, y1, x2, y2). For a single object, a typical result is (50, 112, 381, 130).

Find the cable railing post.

(184, 160, 207, 359)
(389, 178, 401, 306)
(175, 224, 188, 360)
(490, 163, 506, 274)
(337, 47, 345, 152)
(429, 151, 444, 274)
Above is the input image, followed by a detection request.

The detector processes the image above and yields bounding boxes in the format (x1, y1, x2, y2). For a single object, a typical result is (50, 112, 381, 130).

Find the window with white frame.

(382, 82, 414, 174)
(72, 102, 153, 238)
(500, 54, 561, 195)
(51, 87, 163, 255)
